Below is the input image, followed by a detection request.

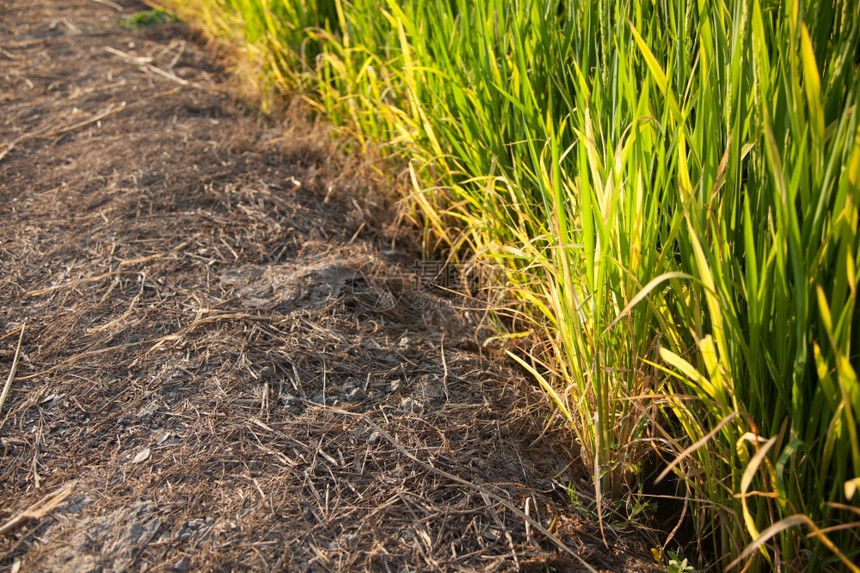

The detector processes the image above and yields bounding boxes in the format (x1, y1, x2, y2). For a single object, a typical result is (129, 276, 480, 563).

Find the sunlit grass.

(154, 0, 860, 569)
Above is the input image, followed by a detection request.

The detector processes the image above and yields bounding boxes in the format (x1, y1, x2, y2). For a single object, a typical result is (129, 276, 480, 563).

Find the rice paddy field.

(151, 0, 860, 570)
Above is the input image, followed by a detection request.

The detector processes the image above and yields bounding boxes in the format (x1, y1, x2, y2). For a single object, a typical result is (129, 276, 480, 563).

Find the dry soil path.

(0, 2, 658, 571)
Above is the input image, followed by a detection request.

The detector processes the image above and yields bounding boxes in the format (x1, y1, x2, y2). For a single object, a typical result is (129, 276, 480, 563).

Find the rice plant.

(155, 0, 860, 569)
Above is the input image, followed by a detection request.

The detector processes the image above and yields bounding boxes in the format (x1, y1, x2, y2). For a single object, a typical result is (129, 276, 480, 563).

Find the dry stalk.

(0, 482, 74, 536)
(0, 324, 26, 426)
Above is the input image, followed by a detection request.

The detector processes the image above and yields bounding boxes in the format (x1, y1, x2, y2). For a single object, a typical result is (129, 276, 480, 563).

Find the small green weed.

(666, 550, 695, 573)
(118, 9, 178, 30)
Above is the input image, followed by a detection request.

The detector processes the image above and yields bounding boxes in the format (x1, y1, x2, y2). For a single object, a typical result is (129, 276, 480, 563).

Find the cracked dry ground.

(0, 2, 660, 571)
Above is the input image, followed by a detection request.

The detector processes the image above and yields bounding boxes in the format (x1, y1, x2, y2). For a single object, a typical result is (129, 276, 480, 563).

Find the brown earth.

(0, 1, 663, 571)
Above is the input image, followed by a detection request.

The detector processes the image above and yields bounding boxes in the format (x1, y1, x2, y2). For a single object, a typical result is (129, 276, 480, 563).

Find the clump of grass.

(119, 9, 179, 30)
(157, 0, 860, 569)
(147, 0, 337, 110)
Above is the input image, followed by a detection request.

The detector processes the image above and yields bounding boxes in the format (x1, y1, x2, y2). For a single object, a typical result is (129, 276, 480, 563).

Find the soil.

(0, 2, 662, 571)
